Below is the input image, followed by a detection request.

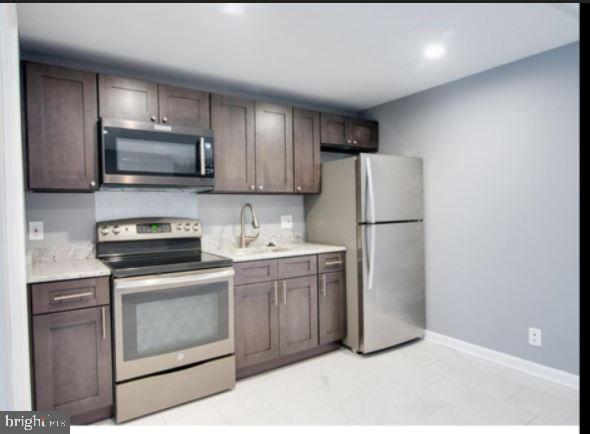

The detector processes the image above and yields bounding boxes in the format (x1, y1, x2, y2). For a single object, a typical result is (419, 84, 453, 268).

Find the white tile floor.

(97, 340, 579, 426)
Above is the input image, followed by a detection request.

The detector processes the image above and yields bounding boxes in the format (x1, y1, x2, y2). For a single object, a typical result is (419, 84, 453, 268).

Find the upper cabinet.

(293, 108, 320, 193)
(158, 84, 210, 128)
(98, 75, 158, 122)
(254, 102, 293, 193)
(25, 62, 99, 191)
(320, 113, 378, 153)
(98, 74, 210, 127)
(211, 94, 256, 192)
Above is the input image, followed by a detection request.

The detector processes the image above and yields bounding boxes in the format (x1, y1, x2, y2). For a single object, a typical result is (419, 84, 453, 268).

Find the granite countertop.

(27, 243, 111, 284)
(208, 241, 346, 263)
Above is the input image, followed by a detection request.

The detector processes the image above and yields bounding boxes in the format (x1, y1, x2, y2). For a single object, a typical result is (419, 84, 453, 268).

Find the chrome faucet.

(239, 203, 260, 248)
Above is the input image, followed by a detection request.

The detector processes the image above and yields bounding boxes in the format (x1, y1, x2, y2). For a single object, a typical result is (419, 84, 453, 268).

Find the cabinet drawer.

(234, 260, 278, 286)
(31, 277, 110, 315)
(318, 252, 345, 273)
(278, 255, 317, 279)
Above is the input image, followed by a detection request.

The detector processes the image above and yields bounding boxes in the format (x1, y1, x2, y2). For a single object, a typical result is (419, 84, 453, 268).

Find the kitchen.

(0, 3, 580, 431)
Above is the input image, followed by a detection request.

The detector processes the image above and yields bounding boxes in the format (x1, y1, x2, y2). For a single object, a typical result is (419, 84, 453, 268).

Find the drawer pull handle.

(321, 274, 327, 296)
(273, 281, 278, 307)
(52, 291, 93, 302)
(282, 281, 287, 305)
(101, 307, 107, 340)
(324, 260, 343, 266)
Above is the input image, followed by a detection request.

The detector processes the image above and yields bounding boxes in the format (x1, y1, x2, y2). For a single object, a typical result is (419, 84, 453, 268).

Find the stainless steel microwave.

(100, 118, 214, 189)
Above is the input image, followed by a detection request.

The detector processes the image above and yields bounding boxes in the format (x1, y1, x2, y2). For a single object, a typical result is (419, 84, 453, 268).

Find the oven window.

(121, 281, 228, 361)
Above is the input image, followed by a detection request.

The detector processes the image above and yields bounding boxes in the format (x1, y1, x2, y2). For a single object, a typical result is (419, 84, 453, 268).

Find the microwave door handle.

(200, 137, 206, 176)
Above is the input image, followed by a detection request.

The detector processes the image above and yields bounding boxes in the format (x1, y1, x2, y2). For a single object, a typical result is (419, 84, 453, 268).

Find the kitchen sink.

(232, 246, 290, 255)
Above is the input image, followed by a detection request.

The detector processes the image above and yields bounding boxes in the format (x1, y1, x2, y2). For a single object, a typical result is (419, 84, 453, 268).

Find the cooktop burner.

(102, 250, 232, 278)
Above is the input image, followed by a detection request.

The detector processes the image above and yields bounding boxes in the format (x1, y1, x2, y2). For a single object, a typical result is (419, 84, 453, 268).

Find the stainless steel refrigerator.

(305, 153, 425, 353)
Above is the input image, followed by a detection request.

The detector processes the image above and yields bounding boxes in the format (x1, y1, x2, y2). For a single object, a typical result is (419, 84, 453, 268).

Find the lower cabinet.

(234, 254, 345, 377)
(30, 277, 113, 425)
(318, 271, 347, 344)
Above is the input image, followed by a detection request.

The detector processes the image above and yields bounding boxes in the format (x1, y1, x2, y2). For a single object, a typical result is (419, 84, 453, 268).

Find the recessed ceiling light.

(222, 4, 245, 15)
(423, 44, 446, 60)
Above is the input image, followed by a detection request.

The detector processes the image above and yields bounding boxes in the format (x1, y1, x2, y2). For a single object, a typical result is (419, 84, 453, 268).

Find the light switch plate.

(29, 221, 44, 241)
(280, 215, 293, 229)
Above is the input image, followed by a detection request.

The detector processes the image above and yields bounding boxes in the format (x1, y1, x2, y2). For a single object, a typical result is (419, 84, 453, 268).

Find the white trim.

(0, 3, 32, 410)
(424, 330, 579, 389)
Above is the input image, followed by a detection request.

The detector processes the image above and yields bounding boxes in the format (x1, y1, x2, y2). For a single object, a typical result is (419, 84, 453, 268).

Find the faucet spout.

(240, 203, 260, 248)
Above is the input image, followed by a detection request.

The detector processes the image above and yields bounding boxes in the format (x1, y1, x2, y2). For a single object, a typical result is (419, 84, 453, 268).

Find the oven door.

(101, 118, 214, 188)
(113, 267, 234, 382)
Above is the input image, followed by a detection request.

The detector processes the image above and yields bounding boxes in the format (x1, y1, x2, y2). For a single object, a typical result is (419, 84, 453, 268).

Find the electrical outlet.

(280, 215, 293, 229)
(528, 327, 542, 347)
(29, 221, 44, 241)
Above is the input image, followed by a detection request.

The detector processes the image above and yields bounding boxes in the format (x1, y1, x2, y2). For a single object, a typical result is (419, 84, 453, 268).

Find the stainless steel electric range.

(96, 217, 235, 423)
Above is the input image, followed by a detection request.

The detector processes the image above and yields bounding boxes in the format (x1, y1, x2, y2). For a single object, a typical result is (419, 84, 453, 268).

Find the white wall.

(362, 43, 579, 374)
(0, 3, 32, 410)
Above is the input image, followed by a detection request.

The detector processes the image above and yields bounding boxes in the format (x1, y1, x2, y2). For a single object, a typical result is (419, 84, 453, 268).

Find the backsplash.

(25, 191, 305, 250)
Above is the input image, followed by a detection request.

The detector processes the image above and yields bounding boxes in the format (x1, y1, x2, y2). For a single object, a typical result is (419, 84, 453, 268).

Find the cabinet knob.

(259, 185, 264, 191)
(296, 186, 302, 192)
(353, 140, 358, 144)
(150, 116, 156, 122)
(162, 117, 168, 123)
(347, 140, 352, 144)
(250, 185, 255, 190)
(90, 180, 96, 187)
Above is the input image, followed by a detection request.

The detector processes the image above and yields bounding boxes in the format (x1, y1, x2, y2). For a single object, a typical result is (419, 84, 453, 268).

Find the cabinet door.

(350, 119, 378, 151)
(98, 74, 158, 122)
(211, 94, 256, 192)
(320, 113, 350, 146)
(293, 108, 320, 193)
(318, 271, 347, 344)
(33, 306, 113, 423)
(158, 84, 210, 128)
(278, 276, 318, 356)
(235, 282, 280, 369)
(25, 62, 98, 191)
(255, 102, 293, 193)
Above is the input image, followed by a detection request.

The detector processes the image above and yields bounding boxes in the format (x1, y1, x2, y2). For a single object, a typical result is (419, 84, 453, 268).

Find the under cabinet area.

(30, 277, 113, 425)
(233, 253, 346, 379)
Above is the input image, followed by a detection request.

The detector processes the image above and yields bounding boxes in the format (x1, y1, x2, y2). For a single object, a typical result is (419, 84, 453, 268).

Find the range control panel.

(97, 218, 202, 242)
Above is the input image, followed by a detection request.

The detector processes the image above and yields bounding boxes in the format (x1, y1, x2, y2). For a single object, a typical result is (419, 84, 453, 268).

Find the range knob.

(184, 222, 191, 230)
(100, 226, 110, 236)
(193, 223, 200, 231)
(176, 223, 183, 231)
(112, 224, 121, 235)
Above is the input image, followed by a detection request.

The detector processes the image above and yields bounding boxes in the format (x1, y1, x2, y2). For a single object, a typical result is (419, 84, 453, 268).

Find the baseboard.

(424, 330, 579, 389)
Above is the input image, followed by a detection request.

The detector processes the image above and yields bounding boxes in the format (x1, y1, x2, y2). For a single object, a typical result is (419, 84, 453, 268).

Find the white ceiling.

(16, 3, 579, 112)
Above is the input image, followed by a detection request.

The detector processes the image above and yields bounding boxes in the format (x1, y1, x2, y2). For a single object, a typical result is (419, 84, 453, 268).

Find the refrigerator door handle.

(367, 224, 376, 290)
(365, 156, 376, 223)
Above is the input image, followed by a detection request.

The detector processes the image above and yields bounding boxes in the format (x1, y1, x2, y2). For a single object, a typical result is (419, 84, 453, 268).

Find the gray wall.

(362, 43, 579, 374)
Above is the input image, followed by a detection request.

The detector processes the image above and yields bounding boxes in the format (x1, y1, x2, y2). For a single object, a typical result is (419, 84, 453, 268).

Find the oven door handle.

(114, 268, 235, 292)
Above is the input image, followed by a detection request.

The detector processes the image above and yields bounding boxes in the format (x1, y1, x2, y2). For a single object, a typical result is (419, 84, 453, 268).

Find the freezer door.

(359, 154, 423, 223)
(359, 221, 425, 353)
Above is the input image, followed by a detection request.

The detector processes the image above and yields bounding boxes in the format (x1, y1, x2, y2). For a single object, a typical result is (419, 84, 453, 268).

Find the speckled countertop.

(27, 243, 111, 284)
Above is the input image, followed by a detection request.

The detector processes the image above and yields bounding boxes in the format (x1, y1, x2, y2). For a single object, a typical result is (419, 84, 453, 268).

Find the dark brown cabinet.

(235, 281, 280, 368)
(31, 277, 112, 424)
(25, 62, 99, 191)
(320, 113, 378, 152)
(158, 84, 210, 128)
(98, 74, 158, 122)
(279, 276, 318, 355)
(210, 94, 256, 192)
(293, 108, 321, 193)
(234, 254, 345, 378)
(99, 74, 210, 127)
(255, 102, 293, 193)
(318, 271, 347, 345)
